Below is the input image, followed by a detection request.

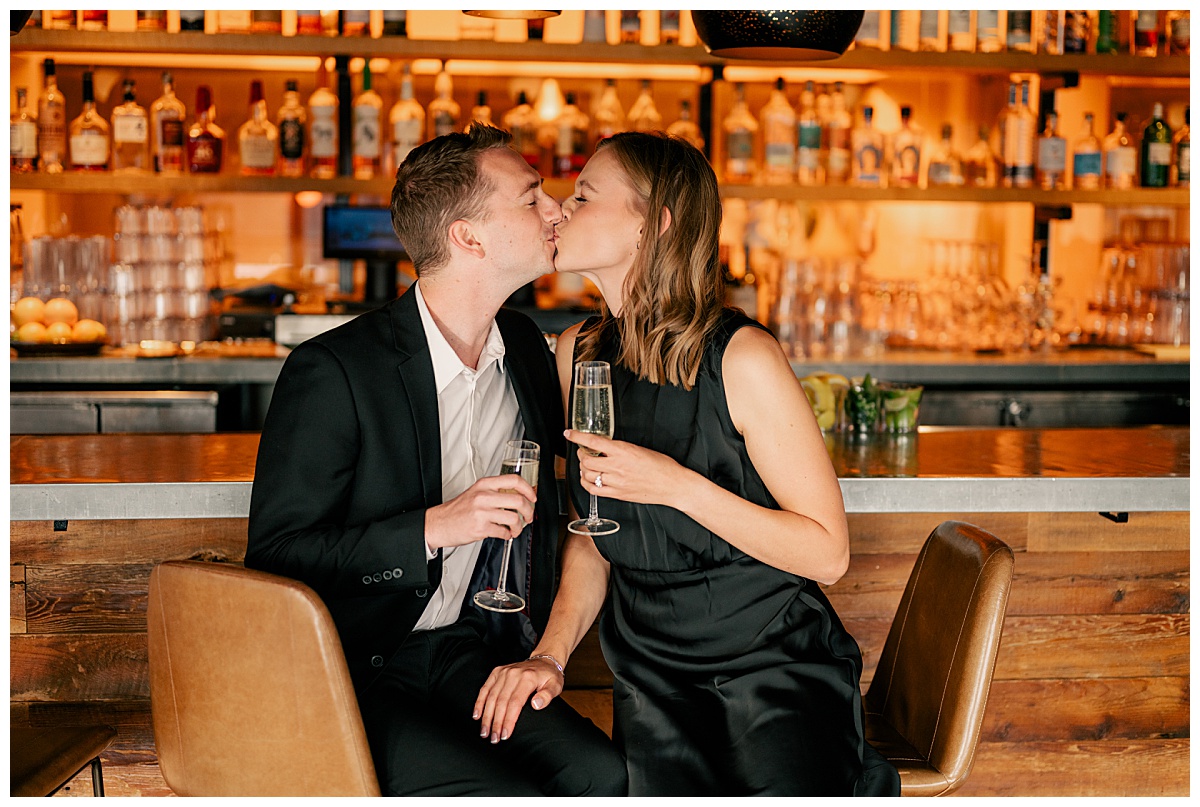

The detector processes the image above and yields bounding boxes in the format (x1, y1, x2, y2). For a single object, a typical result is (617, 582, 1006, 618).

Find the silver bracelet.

(528, 653, 564, 675)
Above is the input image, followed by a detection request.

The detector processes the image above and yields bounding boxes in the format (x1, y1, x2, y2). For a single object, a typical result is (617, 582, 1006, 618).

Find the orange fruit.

(43, 297, 79, 326)
(16, 321, 49, 343)
(72, 319, 107, 342)
(45, 321, 74, 342)
(13, 297, 45, 327)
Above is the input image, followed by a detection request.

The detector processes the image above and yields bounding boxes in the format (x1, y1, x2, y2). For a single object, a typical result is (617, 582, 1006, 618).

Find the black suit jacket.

(246, 287, 566, 694)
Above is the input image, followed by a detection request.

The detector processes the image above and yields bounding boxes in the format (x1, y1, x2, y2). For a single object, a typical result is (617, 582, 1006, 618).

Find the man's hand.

(424, 474, 536, 551)
(473, 656, 565, 743)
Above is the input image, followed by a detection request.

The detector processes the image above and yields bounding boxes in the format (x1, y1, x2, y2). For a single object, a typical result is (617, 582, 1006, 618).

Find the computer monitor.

(322, 205, 406, 304)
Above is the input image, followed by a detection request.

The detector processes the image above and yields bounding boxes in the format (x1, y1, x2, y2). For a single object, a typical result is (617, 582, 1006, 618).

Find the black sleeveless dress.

(568, 310, 900, 797)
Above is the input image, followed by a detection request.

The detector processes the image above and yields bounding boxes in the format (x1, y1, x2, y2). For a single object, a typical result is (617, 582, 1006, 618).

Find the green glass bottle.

(1096, 10, 1118, 54)
(1140, 102, 1172, 188)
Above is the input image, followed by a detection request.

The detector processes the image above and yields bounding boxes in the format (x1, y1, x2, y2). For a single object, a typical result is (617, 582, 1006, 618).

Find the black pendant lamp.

(692, 10, 865, 61)
(463, 10, 560, 20)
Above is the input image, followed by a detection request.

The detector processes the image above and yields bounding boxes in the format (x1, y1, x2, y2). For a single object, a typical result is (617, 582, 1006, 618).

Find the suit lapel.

(390, 288, 442, 508)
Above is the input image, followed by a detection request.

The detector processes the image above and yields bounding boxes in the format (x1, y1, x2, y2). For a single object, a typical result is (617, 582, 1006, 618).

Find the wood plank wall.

(10, 510, 1189, 797)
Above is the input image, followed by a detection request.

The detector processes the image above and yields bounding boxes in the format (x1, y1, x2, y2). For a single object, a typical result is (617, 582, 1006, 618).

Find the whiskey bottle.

(660, 10, 681, 45)
(1174, 107, 1190, 188)
(553, 92, 589, 179)
(964, 126, 998, 188)
(1133, 10, 1160, 56)
(389, 64, 424, 171)
(976, 10, 1003, 52)
(382, 10, 407, 37)
(308, 63, 339, 179)
(111, 79, 150, 172)
(1006, 10, 1035, 53)
(468, 91, 493, 129)
(592, 79, 625, 143)
(37, 58, 66, 174)
(427, 71, 460, 140)
(759, 77, 796, 184)
(851, 106, 885, 187)
(340, 10, 369, 37)
(890, 106, 923, 188)
(1140, 102, 1172, 188)
(1103, 113, 1136, 189)
(1036, 111, 1067, 190)
(824, 82, 852, 185)
(69, 71, 110, 171)
(665, 99, 704, 151)
(927, 124, 964, 187)
(11, 88, 38, 173)
(723, 83, 758, 183)
(295, 10, 322, 36)
(503, 90, 538, 168)
(619, 10, 641, 44)
(795, 81, 821, 186)
(352, 62, 383, 179)
(151, 71, 186, 174)
(1072, 113, 1103, 190)
(918, 10, 945, 51)
(238, 79, 278, 176)
(948, 10, 974, 51)
(186, 85, 225, 174)
(626, 80, 662, 133)
(277, 80, 306, 178)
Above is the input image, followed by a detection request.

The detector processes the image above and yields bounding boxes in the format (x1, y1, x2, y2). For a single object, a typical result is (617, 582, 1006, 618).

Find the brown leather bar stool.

(11, 725, 118, 796)
(147, 560, 380, 796)
(864, 520, 1015, 796)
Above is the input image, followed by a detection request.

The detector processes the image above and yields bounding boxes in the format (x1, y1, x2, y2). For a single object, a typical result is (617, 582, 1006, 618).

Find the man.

(246, 124, 626, 796)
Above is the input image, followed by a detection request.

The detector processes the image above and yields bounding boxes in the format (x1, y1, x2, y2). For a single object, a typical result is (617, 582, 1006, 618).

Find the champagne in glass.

(568, 361, 620, 536)
(473, 440, 539, 613)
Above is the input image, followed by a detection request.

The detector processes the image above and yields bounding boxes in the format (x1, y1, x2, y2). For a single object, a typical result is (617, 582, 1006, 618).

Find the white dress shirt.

(411, 282, 524, 632)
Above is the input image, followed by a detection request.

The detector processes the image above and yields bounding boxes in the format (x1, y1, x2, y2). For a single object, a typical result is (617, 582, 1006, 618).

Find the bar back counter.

(10, 426, 1187, 796)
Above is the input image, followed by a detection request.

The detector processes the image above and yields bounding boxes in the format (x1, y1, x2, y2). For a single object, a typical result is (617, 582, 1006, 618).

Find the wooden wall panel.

(993, 615, 1189, 680)
(11, 634, 148, 702)
(11, 564, 27, 634)
(25, 565, 152, 634)
(11, 519, 248, 565)
(1027, 511, 1191, 553)
(1006, 551, 1189, 616)
(13, 700, 159, 765)
(847, 513, 1030, 554)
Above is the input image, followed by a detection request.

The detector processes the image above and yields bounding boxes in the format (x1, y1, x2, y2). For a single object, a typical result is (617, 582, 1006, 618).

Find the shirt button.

(370, 655, 384, 668)
(373, 572, 382, 582)
(416, 588, 428, 598)
(393, 567, 403, 578)
(383, 570, 393, 581)
(362, 576, 372, 585)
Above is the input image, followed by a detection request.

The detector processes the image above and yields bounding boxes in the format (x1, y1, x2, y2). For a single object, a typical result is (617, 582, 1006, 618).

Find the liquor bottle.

(583, 10, 606, 43)
(37, 58, 66, 174)
(238, 80, 278, 176)
(151, 71, 186, 174)
(927, 124, 964, 187)
(1096, 11, 1119, 54)
(137, 11, 167, 31)
(111, 79, 150, 173)
(825, 82, 852, 185)
(760, 78, 796, 184)
(296, 10, 322, 36)
(660, 10, 681, 45)
(918, 10, 945, 51)
(1174, 107, 1190, 188)
(553, 91, 589, 179)
(217, 10, 250, 33)
(320, 10, 339, 36)
(1002, 82, 1035, 188)
(851, 107, 885, 187)
(382, 10, 407, 37)
(186, 85, 224, 173)
(44, 10, 74, 29)
(250, 11, 282, 34)
(855, 10, 885, 49)
(948, 10, 974, 51)
(340, 10, 369, 37)
(1006, 10, 1035, 53)
(11, 88, 38, 173)
(308, 64, 338, 179)
(976, 10, 1003, 52)
(277, 80, 306, 177)
(352, 63, 383, 179)
(1140, 103, 1172, 188)
(1166, 10, 1190, 55)
(526, 18, 544, 41)
(1072, 113, 1103, 190)
(795, 81, 821, 186)
(69, 71, 110, 171)
(592, 79, 625, 142)
(890, 10, 918, 51)
(627, 80, 662, 133)
(503, 90, 538, 168)
(389, 64, 425, 170)
(665, 99, 704, 151)
(1103, 113, 1136, 189)
(964, 126, 998, 187)
(890, 106, 923, 188)
(469, 91, 493, 129)
(427, 72, 460, 140)
(1036, 111, 1067, 190)
(619, 10, 641, 44)
(1133, 10, 1159, 56)
(179, 10, 204, 31)
(79, 10, 107, 31)
(723, 83, 758, 183)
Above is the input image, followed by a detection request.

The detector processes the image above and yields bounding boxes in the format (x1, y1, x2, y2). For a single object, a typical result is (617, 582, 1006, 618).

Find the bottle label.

(241, 136, 275, 168)
(1106, 146, 1136, 179)
(353, 107, 381, 159)
(928, 161, 952, 185)
(1178, 143, 1190, 182)
(160, 118, 184, 148)
(1038, 136, 1066, 171)
(828, 148, 850, 178)
(797, 121, 821, 151)
(70, 134, 109, 166)
(40, 104, 65, 143)
(432, 111, 455, 138)
(857, 144, 883, 182)
(11, 122, 38, 157)
(919, 10, 939, 39)
(798, 147, 820, 172)
(764, 141, 795, 170)
(1147, 141, 1172, 166)
(279, 118, 304, 159)
(1007, 10, 1032, 45)
(1073, 151, 1102, 178)
(897, 145, 921, 181)
(392, 118, 421, 164)
(310, 107, 337, 158)
(948, 10, 971, 35)
(1011, 163, 1035, 183)
(114, 115, 148, 144)
(727, 131, 753, 160)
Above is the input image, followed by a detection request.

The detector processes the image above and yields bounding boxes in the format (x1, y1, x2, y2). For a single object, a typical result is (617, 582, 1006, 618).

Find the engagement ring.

(595, 473, 604, 488)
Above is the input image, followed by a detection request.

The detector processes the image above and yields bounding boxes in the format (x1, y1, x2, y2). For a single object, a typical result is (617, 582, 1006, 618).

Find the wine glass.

(472, 439, 539, 614)
(567, 361, 620, 536)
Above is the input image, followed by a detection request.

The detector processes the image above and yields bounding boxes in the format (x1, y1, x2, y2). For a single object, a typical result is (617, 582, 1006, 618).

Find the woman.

(475, 132, 899, 796)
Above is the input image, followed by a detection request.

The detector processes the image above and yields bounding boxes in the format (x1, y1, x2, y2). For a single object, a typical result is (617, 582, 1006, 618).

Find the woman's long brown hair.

(575, 131, 725, 390)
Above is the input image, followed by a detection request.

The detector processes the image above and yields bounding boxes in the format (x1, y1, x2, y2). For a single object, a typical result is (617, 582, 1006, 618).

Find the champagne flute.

(473, 439, 539, 614)
(567, 361, 620, 536)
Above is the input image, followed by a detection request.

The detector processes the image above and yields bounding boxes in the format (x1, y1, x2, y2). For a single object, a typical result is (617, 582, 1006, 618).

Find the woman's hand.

(473, 656, 565, 743)
(566, 428, 693, 508)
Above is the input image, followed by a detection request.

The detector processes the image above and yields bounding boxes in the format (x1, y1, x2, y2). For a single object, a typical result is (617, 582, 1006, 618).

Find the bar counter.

(10, 426, 1189, 520)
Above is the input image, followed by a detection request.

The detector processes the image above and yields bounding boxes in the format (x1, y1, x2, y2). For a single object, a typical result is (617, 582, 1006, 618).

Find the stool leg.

(90, 757, 105, 797)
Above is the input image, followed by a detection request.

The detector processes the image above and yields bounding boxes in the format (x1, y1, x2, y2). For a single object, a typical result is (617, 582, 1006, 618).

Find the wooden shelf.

(718, 184, 1193, 206)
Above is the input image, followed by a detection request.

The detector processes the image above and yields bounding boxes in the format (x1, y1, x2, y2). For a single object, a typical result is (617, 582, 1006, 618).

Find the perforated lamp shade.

(692, 10, 866, 61)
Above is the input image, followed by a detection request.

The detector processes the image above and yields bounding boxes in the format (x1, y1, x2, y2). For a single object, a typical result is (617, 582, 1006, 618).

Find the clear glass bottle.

(976, 10, 1003, 52)
(352, 62, 383, 179)
(852, 106, 885, 187)
(582, 10, 606, 42)
(427, 71, 460, 140)
(592, 79, 625, 143)
(824, 82, 852, 185)
(948, 10, 974, 51)
(340, 9, 369, 37)
(238, 79, 278, 176)
(1036, 111, 1067, 190)
(1006, 10, 1035, 53)
(308, 63, 339, 179)
(927, 123, 964, 186)
(854, 10, 885, 50)
(1003, 81, 1035, 188)
(277, 80, 306, 178)
(1096, 10, 1119, 54)
(1166, 10, 1190, 55)
(69, 71, 110, 171)
(1072, 112, 1103, 190)
(890, 10, 918, 51)
(151, 71, 186, 174)
(1133, 10, 1160, 57)
(469, 91, 493, 129)
(665, 99, 705, 151)
(11, 87, 38, 173)
(37, 58, 66, 174)
(660, 10, 680, 45)
(502, 90, 538, 168)
(1140, 102, 1172, 188)
(723, 83, 758, 183)
(1103, 113, 1136, 189)
(759, 77, 796, 184)
(964, 125, 998, 187)
(186, 85, 224, 174)
(382, 10, 407, 37)
(619, 10, 641, 44)
(890, 105, 923, 188)
(553, 91, 589, 179)
(1174, 107, 1190, 188)
(389, 65, 425, 171)
(111, 79, 150, 172)
(918, 10, 946, 51)
(627, 79, 663, 133)
(795, 80, 822, 186)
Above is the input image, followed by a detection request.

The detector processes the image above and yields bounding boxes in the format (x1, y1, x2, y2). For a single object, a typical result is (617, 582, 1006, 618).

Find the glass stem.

(495, 537, 513, 598)
(588, 493, 600, 524)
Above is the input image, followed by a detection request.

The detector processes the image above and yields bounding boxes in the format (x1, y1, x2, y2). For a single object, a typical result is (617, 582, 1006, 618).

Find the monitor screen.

(322, 205, 407, 261)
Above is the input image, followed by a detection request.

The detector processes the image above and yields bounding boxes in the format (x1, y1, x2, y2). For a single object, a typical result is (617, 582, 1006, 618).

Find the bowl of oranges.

(11, 296, 108, 356)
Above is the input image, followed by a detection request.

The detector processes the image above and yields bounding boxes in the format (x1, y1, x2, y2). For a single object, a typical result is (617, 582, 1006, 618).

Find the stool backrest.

(148, 560, 380, 796)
